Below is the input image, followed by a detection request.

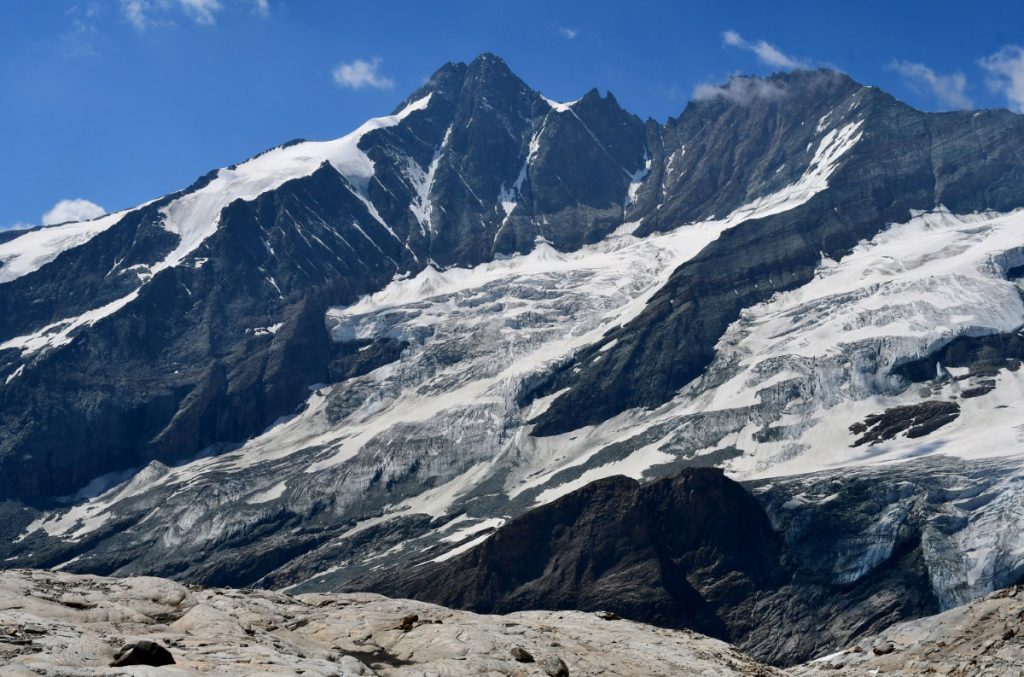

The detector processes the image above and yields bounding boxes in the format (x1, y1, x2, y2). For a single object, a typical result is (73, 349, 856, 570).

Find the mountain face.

(4, 53, 1024, 663)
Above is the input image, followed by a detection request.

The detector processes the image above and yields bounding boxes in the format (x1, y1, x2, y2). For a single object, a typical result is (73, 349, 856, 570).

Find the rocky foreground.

(0, 569, 780, 676)
(3, 569, 1024, 676)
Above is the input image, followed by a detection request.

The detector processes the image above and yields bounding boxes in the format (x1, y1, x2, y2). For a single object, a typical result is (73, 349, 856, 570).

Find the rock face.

(345, 454, 1024, 666)
(0, 569, 781, 676)
(848, 400, 961, 446)
(353, 467, 942, 666)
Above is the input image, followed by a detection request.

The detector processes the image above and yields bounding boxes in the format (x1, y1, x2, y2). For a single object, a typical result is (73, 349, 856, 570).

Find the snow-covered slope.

(0, 210, 125, 284)
(157, 93, 432, 275)
(0, 94, 434, 361)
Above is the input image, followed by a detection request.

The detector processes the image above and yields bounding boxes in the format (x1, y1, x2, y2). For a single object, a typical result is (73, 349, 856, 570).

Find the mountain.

(3, 54, 1024, 663)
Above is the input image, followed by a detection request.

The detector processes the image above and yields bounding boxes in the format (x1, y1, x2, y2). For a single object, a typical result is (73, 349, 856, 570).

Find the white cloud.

(1, 222, 31, 232)
(41, 199, 107, 226)
(120, 0, 224, 30)
(333, 57, 394, 90)
(888, 60, 972, 110)
(558, 26, 578, 39)
(693, 75, 787, 105)
(252, 0, 269, 17)
(722, 30, 805, 70)
(979, 45, 1024, 112)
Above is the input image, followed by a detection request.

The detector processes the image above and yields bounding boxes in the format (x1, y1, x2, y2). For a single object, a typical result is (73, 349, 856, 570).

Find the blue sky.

(2, 0, 1024, 229)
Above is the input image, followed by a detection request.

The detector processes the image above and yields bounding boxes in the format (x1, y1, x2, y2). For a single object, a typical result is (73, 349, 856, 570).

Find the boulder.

(110, 640, 175, 667)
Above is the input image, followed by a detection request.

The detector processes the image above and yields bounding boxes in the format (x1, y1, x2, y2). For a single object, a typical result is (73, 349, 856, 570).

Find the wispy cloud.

(722, 30, 806, 70)
(693, 75, 787, 105)
(60, 4, 102, 57)
(333, 57, 394, 90)
(1, 222, 31, 232)
(41, 199, 107, 226)
(252, 0, 269, 17)
(121, 0, 148, 30)
(888, 60, 972, 110)
(558, 26, 578, 40)
(979, 45, 1024, 112)
(178, 0, 222, 25)
(120, 0, 224, 30)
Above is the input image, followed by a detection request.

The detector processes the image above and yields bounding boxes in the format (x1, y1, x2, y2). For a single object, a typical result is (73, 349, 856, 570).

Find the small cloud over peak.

(979, 45, 1024, 112)
(693, 75, 787, 105)
(558, 26, 578, 40)
(888, 60, 972, 110)
(333, 57, 395, 90)
(722, 30, 806, 70)
(42, 199, 106, 226)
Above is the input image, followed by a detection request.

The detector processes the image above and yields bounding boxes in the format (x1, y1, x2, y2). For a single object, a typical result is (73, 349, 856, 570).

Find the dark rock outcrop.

(849, 401, 961, 446)
(111, 640, 175, 667)
(894, 330, 1024, 382)
(352, 467, 939, 666)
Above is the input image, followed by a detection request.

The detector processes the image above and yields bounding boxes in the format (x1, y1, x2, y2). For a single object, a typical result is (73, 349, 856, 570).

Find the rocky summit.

(3, 50, 1024, 673)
